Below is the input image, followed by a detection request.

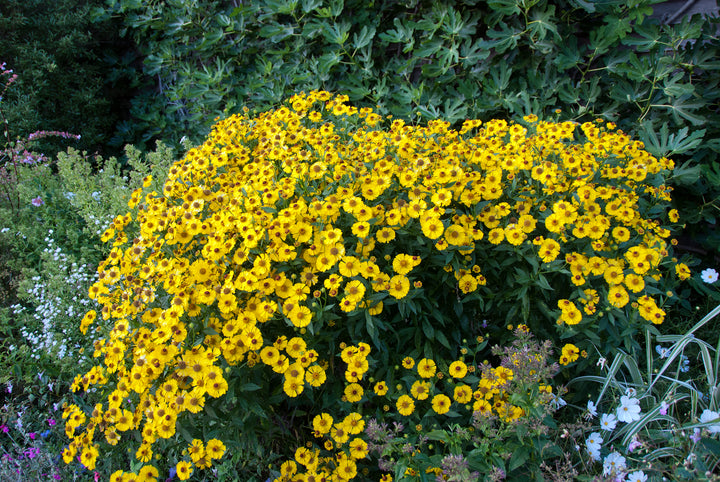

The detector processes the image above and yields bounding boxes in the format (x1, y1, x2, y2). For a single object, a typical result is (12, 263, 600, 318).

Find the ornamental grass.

(62, 92, 684, 480)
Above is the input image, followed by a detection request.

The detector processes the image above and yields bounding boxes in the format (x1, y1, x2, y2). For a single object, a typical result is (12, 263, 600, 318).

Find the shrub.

(0, 0, 131, 157)
(60, 92, 691, 479)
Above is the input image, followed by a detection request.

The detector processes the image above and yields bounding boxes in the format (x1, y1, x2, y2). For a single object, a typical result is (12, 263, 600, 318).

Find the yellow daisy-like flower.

(287, 305, 312, 328)
(453, 384, 473, 404)
(396, 394, 415, 416)
(448, 360, 468, 379)
(344, 383, 364, 403)
(374, 380, 388, 396)
(560, 344, 580, 364)
(420, 216, 444, 239)
(175, 461, 193, 480)
(417, 358, 437, 378)
(312, 413, 333, 435)
(431, 394, 452, 414)
(675, 263, 691, 280)
(388, 274, 410, 299)
(401, 357, 415, 369)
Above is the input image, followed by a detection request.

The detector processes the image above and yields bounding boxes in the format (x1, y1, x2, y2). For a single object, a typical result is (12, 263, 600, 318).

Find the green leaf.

(527, 6, 558, 43)
(639, 122, 706, 158)
(435, 330, 452, 350)
(663, 72, 695, 98)
(486, 22, 522, 53)
(352, 25, 376, 50)
(422, 320, 435, 340)
(258, 24, 295, 42)
(322, 21, 350, 46)
(486, 0, 521, 16)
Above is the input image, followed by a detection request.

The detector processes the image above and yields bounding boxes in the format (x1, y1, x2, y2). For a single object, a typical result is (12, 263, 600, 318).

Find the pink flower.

(28, 432, 36, 440)
(31, 197, 44, 207)
(0, 424, 8, 433)
(47, 419, 56, 426)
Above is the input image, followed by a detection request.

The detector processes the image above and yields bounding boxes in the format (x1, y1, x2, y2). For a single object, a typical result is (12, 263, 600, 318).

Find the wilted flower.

(586, 400, 598, 419)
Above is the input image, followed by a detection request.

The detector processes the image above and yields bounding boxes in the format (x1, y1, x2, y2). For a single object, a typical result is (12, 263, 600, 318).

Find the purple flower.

(48, 419, 56, 427)
(28, 432, 36, 440)
(31, 196, 44, 207)
(627, 436, 642, 453)
(0, 424, 8, 433)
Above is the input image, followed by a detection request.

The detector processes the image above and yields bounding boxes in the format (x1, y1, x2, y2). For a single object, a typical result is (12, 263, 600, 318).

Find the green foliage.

(0, 0, 132, 157)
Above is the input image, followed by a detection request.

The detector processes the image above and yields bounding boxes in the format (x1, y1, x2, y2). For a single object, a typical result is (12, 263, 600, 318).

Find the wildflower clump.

(64, 92, 682, 478)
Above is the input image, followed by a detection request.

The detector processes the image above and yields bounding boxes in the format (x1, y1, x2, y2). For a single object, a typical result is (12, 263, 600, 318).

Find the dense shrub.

(60, 92, 693, 480)
(0, 0, 132, 157)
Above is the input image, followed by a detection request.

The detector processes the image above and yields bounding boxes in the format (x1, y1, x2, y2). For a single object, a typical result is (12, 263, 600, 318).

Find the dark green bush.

(0, 0, 133, 157)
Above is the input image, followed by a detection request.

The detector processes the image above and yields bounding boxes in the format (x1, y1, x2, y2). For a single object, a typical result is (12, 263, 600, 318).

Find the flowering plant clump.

(63, 92, 683, 479)
(560, 304, 720, 481)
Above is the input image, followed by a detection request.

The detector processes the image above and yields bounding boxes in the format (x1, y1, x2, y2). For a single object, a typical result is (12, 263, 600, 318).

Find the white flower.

(701, 268, 719, 284)
(602, 451, 626, 476)
(700, 409, 720, 433)
(617, 395, 642, 423)
(627, 470, 648, 482)
(587, 400, 598, 418)
(550, 393, 567, 409)
(600, 413, 617, 431)
(586, 431, 603, 456)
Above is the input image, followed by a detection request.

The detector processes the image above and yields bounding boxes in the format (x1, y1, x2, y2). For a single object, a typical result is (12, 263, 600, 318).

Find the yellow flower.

(431, 394, 451, 414)
(420, 216, 444, 239)
(410, 380, 430, 400)
(374, 380, 388, 396)
(388, 274, 410, 299)
(453, 384, 473, 404)
(175, 461, 193, 480)
(560, 344, 580, 364)
(675, 263, 691, 280)
(344, 383, 364, 403)
(608, 285, 630, 308)
(448, 360, 468, 378)
(288, 305, 312, 328)
(396, 394, 415, 416)
(312, 413, 333, 434)
(417, 358, 437, 378)
(305, 365, 327, 387)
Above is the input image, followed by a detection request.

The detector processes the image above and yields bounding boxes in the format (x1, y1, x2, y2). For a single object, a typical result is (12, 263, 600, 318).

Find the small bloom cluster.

(583, 390, 659, 480)
(27, 130, 81, 142)
(9, 232, 100, 365)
